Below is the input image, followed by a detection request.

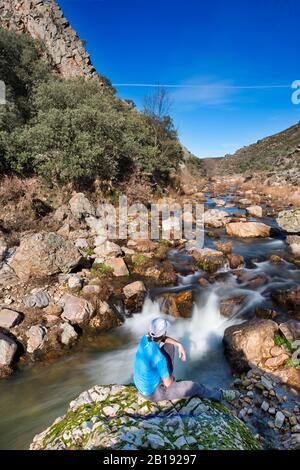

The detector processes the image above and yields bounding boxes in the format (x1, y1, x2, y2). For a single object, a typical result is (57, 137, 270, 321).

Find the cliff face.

(0, 0, 98, 79)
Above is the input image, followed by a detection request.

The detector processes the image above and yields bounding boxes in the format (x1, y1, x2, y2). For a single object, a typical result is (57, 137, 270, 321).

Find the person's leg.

(160, 343, 175, 375)
(149, 380, 222, 403)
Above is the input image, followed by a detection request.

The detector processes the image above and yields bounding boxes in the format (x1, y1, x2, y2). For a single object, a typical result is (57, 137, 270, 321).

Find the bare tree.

(142, 85, 172, 120)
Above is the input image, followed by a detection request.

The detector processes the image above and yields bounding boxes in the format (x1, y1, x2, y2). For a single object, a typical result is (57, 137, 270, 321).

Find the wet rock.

(9, 232, 82, 281)
(26, 325, 47, 354)
(105, 258, 129, 277)
(24, 289, 50, 308)
(60, 323, 78, 346)
(0, 309, 22, 329)
(215, 240, 232, 254)
(246, 206, 263, 218)
(239, 198, 252, 206)
(272, 285, 300, 312)
(223, 319, 278, 372)
(123, 281, 146, 299)
(212, 198, 226, 207)
(203, 209, 231, 228)
(279, 320, 300, 343)
(94, 241, 122, 259)
(162, 290, 193, 318)
(0, 332, 17, 365)
(220, 296, 245, 317)
(69, 192, 95, 219)
(189, 247, 228, 273)
(255, 306, 281, 320)
(277, 209, 300, 233)
(62, 294, 95, 325)
(226, 222, 271, 238)
(227, 254, 245, 269)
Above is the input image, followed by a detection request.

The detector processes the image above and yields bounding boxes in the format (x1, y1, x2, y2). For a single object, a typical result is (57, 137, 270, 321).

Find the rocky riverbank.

(1, 177, 300, 450)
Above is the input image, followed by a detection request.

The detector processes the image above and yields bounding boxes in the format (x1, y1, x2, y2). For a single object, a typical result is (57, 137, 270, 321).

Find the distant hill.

(217, 122, 300, 183)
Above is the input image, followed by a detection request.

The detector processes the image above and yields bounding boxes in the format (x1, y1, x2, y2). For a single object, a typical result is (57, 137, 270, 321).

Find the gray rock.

(275, 411, 285, 428)
(261, 376, 273, 391)
(277, 209, 300, 233)
(24, 290, 50, 308)
(9, 232, 82, 281)
(60, 323, 78, 346)
(0, 309, 22, 329)
(68, 275, 83, 290)
(69, 193, 95, 219)
(0, 332, 17, 365)
(26, 325, 47, 353)
(0, 236, 7, 262)
(94, 241, 122, 259)
(62, 294, 95, 325)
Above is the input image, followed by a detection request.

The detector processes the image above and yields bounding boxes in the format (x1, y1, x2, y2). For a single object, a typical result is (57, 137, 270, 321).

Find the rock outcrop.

(0, 0, 102, 80)
(30, 384, 261, 450)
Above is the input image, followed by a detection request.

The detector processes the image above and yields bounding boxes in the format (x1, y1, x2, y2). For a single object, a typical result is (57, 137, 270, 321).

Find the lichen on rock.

(30, 384, 261, 450)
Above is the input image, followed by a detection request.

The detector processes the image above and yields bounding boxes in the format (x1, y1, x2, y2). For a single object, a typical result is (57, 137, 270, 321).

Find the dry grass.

(241, 181, 300, 208)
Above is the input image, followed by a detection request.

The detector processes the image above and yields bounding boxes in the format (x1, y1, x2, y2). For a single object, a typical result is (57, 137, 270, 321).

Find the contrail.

(112, 83, 291, 89)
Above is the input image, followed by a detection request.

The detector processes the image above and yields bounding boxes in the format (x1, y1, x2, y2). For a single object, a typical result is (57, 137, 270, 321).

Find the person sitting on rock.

(133, 317, 239, 403)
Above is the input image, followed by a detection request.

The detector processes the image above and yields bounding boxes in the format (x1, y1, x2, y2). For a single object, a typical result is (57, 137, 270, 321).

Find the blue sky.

(58, 0, 300, 157)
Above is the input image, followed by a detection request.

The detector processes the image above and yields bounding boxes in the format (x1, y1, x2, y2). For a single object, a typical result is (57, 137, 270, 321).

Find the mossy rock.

(30, 384, 261, 450)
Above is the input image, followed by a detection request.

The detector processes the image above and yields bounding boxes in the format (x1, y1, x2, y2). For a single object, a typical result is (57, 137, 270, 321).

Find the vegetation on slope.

(218, 122, 300, 175)
(0, 28, 183, 186)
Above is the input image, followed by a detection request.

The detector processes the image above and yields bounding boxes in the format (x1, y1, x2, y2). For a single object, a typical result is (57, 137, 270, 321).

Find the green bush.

(0, 28, 183, 185)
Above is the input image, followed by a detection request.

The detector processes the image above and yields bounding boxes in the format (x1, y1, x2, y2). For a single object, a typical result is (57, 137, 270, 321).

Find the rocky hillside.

(0, 0, 99, 80)
(30, 384, 261, 450)
(218, 122, 300, 185)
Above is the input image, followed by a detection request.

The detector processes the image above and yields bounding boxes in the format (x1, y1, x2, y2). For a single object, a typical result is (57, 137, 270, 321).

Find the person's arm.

(164, 336, 187, 362)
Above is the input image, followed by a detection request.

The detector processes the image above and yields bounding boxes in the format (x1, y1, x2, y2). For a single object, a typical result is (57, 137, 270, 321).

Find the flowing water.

(0, 196, 299, 449)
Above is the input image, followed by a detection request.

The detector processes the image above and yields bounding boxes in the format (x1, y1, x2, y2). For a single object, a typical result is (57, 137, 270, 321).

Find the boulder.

(24, 289, 50, 308)
(203, 209, 230, 228)
(105, 258, 129, 277)
(286, 235, 300, 257)
(246, 206, 263, 218)
(277, 209, 300, 233)
(0, 309, 22, 329)
(69, 192, 95, 219)
(26, 325, 47, 354)
(94, 241, 122, 259)
(212, 198, 226, 207)
(0, 333, 17, 365)
(226, 222, 271, 238)
(60, 323, 78, 346)
(188, 247, 228, 273)
(223, 319, 278, 372)
(62, 294, 95, 325)
(9, 232, 82, 280)
(30, 384, 261, 450)
(239, 198, 252, 206)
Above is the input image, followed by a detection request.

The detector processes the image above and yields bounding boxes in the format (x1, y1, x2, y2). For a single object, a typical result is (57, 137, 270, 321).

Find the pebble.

(261, 376, 273, 391)
(275, 411, 285, 429)
(261, 401, 269, 412)
(291, 424, 300, 433)
(268, 407, 276, 415)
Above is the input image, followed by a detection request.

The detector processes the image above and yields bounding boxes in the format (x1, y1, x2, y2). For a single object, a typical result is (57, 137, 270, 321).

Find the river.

(0, 194, 299, 450)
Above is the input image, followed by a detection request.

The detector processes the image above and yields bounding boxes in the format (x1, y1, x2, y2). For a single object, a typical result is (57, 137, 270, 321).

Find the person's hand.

(178, 343, 186, 362)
